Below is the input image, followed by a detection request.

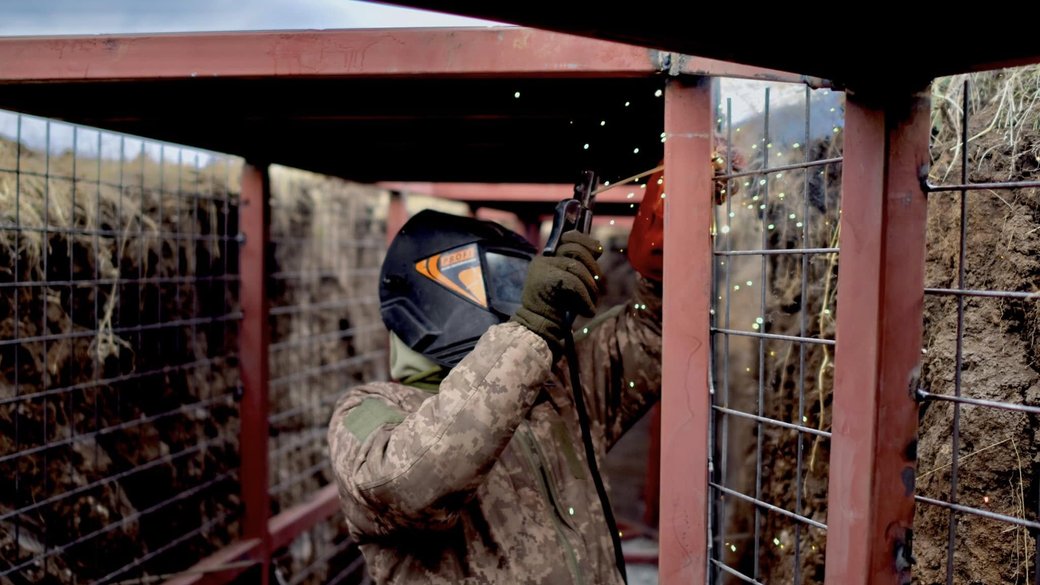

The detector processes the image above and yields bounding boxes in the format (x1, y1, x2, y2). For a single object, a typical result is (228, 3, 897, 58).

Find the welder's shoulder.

(328, 381, 420, 447)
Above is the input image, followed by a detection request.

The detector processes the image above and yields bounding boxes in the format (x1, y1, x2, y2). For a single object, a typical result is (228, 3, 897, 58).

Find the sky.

(0, 0, 502, 36)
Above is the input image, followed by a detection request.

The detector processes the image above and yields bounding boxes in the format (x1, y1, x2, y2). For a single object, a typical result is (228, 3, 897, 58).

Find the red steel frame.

(659, 75, 713, 585)
(72, 28, 789, 585)
(0, 28, 824, 85)
(1, 23, 980, 585)
(236, 162, 273, 585)
(655, 79, 934, 584)
(824, 88, 931, 584)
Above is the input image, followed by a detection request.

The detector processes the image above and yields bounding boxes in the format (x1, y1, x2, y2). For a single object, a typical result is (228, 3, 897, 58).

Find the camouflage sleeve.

(569, 276, 663, 450)
(328, 321, 552, 536)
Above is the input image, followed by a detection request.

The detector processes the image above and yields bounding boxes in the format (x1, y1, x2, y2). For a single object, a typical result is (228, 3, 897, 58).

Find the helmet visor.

(484, 251, 529, 312)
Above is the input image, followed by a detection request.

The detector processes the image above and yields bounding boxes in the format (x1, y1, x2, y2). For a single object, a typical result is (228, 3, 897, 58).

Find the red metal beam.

(658, 76, 712, 585)
(379, 181, 656, 205)
(386, 191, 409, 246)
(825, 88, 930, 584)
(379, 182, 571, 202)
(164, 539, 264, 585)
(0, 27, 823, 85)
(625, 551, 661, 565)
(165, 486, 342, 585)
(642, 403, 662, 529)
(238, 162, 272, 585)
(269, 485, 342, 552)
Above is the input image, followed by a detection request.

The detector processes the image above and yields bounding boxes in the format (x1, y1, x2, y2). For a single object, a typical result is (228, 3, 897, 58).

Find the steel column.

(238, 162, 273, 585)
(659, 75, 713, 585)
(824, 87, 931, 585)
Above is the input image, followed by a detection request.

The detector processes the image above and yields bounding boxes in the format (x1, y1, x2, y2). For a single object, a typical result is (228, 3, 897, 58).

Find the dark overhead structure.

(371, 2, 1040, 89)
(0, 27, 813, 186)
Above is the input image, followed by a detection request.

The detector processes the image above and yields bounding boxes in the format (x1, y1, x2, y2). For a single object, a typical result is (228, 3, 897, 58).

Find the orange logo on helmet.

(415, 243, 488, 308)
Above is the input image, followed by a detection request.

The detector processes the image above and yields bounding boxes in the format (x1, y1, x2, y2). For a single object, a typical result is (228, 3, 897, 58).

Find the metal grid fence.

(23, 70, 1040, 585)
(914, 75, 1040, 584)
(0, 109, 393, 584)
(267, 166, 388, 514)
(0, 110, 242, 583)
(709, 82, 843, 584)
(266, 167, 389, 584)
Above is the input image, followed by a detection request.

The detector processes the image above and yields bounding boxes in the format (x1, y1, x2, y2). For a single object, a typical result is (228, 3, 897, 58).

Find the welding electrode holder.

(541, 169, 628, 584)
(543, 170, 598, 256)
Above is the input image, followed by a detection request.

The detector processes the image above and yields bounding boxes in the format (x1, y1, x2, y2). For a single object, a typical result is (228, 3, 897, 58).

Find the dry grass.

(0, 130, 243, 583)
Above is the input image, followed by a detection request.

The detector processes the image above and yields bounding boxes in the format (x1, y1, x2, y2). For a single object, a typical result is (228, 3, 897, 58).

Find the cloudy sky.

(0, 0, 502, 36)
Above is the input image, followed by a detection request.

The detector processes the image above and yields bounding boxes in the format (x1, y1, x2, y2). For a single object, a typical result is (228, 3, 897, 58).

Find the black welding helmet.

(379, 209, 536, 368)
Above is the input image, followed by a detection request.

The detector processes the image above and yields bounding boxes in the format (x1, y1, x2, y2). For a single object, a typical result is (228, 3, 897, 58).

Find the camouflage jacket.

(328, 277, 662, 584)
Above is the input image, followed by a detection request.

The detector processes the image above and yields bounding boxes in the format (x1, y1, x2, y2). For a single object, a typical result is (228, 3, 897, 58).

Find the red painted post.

(642, 403, 661, 529)
(522, 217, 543, 249)
(386, 190, 408, 246)
(824, 86, 930, 585)
(658, 75, 713, 585)
(239, 162, 272, 585)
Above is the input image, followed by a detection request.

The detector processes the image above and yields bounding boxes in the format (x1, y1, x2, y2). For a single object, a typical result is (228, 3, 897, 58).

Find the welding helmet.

(379, 209, 537, 368)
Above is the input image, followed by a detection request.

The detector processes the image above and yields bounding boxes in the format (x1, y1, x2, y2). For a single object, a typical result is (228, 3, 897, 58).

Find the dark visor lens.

(484, 252, 530, 305)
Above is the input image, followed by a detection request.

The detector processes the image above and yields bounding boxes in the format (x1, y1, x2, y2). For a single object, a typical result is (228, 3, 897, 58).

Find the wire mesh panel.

(0, 110, 242, 583)
(267, 166, 389, 582)
(708, 81, 843, 584)
(915, 69, 1040, 584)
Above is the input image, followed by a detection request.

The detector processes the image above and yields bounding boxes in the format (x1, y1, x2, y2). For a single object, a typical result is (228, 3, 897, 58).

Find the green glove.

(511, 231, 604, 357)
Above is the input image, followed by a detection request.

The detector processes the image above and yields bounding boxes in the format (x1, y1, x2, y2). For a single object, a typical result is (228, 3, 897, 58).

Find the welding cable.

(563, 317, 628, 583)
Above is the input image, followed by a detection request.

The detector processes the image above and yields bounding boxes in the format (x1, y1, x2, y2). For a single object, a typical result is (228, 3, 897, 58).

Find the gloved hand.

(511, 231, 604, 358)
